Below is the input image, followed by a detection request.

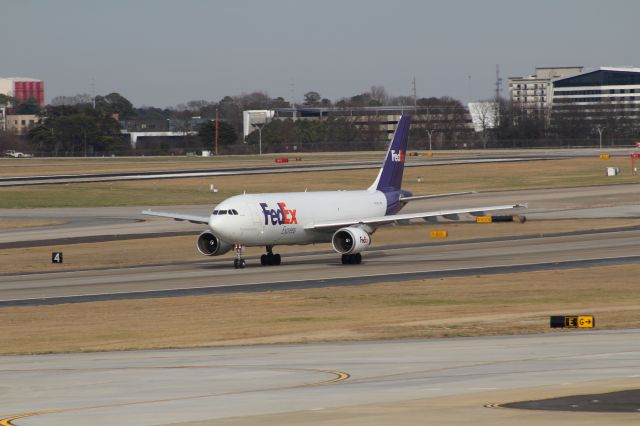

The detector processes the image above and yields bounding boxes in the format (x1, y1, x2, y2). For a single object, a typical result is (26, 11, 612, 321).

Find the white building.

(508, 67, 583, 109)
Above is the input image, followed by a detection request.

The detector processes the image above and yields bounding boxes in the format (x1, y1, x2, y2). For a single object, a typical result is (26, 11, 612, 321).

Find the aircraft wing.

(305, 203, 526, 231)
(142, 209, 209, 224)
(399, 191, 476, 202)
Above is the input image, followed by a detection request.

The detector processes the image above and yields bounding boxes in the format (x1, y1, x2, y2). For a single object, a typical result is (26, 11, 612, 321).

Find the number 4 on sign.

(52, 252, 63, 264)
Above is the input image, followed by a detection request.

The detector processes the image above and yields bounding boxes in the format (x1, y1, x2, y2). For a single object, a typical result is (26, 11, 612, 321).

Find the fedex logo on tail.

(260, 202, 298, 225)
(390, 149, 405, 163)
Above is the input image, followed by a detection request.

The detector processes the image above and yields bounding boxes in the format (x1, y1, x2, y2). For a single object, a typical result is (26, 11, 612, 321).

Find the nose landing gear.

(233, 244, 246, 269)
(260, 246, 282, 266)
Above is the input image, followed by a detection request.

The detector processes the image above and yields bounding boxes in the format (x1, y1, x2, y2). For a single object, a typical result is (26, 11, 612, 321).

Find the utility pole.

(215, 108, 219, 155)
(91, 77, 96, 109)
(495, 65, 503, 100)
(290, 77, 297, 120)
(412, 76, 417, 108)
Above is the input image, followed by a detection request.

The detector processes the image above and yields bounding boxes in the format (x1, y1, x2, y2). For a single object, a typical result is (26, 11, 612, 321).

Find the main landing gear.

(233, 244, 246, 269)
(261, 246, 282, 266)
(341, 253, 362, 265)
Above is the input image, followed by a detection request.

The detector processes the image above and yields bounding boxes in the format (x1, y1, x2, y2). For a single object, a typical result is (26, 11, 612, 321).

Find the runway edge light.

(550, 315, 595, 329)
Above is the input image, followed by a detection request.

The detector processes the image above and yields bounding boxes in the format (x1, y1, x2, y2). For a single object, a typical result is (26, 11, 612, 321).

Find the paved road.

(1, 330, 638, 425)
(0, 157, 547, 187)
(2, 226, 640, 305)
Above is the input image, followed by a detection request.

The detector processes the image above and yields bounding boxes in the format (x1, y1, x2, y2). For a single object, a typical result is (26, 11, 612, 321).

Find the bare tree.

(50, 93, 93, 106)
(369, 86, 389, 105)
(469, 101, 498, 148)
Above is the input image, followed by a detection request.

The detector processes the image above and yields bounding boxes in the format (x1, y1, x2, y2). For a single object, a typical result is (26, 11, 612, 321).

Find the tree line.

(1, 85, 638, 156)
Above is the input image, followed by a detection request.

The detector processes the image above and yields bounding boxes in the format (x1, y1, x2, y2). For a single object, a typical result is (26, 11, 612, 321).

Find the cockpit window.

(213, 209, 238, 216)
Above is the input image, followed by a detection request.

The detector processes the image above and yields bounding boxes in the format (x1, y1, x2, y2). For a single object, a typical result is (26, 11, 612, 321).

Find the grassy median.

(0, 157, 637, 208)
(1, 264, 639, 355)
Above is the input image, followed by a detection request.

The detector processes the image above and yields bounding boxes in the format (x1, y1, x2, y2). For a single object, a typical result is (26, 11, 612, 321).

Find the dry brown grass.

(0, 219, 64, 229)
(0, 152, 390, 177)
(1, 264, 639, 355)
(1, 219, 634, 274)
(1, 157, 637, 208)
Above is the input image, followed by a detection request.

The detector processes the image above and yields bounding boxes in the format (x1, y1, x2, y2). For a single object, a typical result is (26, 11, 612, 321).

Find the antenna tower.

(495, 65, 503, 100)
(412, 76, 417, 107)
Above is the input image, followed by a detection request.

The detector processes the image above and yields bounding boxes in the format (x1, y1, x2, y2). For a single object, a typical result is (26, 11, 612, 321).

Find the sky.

(2, 0, 638, 108)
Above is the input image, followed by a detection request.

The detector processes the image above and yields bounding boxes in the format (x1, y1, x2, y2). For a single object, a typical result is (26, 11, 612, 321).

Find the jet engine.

(331, 227, 372, 255)
(196, 231, 232, 256)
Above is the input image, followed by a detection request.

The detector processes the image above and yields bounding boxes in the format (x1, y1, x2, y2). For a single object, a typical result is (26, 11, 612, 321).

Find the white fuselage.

(209, 190, 388, 246)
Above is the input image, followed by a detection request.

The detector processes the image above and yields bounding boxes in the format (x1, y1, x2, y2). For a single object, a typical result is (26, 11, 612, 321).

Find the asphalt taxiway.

(1, 330, 639, 425)
(2, 225, 640, 306)
(0, 156, 548, 187)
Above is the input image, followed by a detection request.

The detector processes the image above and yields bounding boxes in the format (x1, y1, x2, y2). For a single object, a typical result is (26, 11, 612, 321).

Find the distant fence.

(25, 137, 640, 157)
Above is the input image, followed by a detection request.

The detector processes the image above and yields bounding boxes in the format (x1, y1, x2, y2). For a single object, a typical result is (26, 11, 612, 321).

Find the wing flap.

(142, 209, 210, 224)
(305, 204, 526, 231)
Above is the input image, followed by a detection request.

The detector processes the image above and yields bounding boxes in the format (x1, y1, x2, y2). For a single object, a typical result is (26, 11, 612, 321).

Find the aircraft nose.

(208, 214, 218, 230)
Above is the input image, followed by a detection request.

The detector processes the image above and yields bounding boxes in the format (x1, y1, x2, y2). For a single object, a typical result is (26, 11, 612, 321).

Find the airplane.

(143, 115, 525, 268)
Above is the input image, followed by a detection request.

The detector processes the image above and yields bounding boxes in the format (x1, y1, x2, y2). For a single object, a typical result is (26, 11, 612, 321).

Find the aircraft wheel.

(233, 259, 239, 269)
(341, 254, 362, 265)
(274, 254, 281, 265)
(239, 259, 246, 269)
(260, 254, 267, 266)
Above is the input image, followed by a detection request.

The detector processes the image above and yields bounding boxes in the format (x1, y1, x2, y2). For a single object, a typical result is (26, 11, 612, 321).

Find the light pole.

(595, 125, 605, 150)
(425, 129, 436, 152)
(214, 108, 219, 155)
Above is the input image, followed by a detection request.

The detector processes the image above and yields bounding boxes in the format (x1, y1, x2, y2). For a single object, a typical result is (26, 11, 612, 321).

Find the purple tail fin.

(368, 115, 411, 214)
(370, 115, 411, 192)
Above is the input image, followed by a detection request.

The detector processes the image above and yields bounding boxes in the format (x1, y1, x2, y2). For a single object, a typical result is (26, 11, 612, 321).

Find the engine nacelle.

(331, 227, 372, 255)
(196, 231, 232, 256)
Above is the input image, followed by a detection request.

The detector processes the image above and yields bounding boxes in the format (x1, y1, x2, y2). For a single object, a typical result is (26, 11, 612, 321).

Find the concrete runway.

(1, 330, 639, 425)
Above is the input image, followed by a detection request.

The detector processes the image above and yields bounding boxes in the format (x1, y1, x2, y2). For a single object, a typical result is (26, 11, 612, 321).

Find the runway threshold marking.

(0, 367, 350, 425)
